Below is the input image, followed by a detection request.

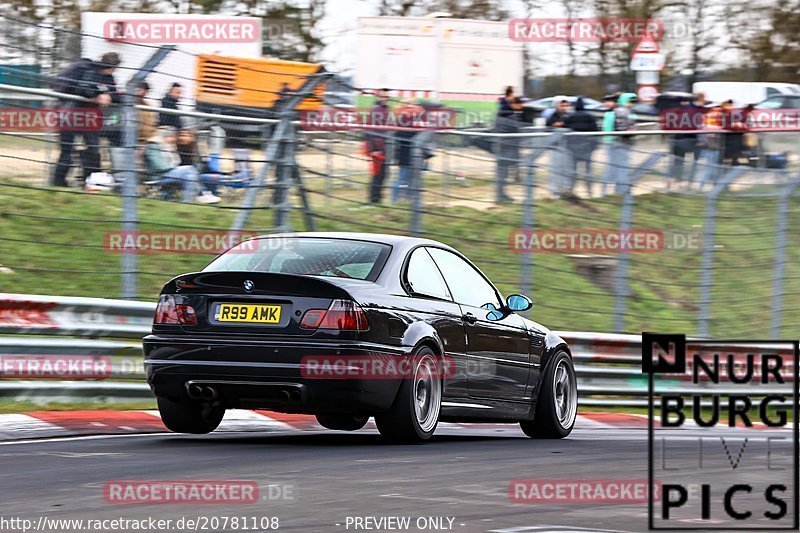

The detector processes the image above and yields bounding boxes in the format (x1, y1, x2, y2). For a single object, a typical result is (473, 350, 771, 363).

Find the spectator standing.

(52, 52, 121, 187)
(392, 103, 432, 203)
(546, 98, 571, 197)
(135, 81, 157, 148)
(697, 103, 723, 188)
(603, 92, 637, 194)
(720, 100, 750, 166)
(498, 86, 517, 118)
(599, 94, 618, 195)
(563, 97, 599, 196)
(669, 92, 707, 188)
(159, 82, 183, 129)
(546, 99, 570, 128)
(366, 89, 390, 204)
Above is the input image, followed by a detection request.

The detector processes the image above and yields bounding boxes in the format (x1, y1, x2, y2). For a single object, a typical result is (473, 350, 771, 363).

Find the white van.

(692, 82, 800, 107)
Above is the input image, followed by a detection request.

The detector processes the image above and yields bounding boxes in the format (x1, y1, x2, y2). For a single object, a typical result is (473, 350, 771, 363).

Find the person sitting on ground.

(143, 127, 221, 203)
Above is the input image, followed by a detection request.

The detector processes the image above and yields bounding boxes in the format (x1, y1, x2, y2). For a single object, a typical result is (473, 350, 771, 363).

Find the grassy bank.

(0, 179, 798, 337)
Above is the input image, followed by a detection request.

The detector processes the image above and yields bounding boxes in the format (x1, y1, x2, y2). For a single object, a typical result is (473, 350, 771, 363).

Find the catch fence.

(1, 14, 800, 338)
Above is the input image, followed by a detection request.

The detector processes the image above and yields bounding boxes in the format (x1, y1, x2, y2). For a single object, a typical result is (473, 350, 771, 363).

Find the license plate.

(214, 303, 282, 324)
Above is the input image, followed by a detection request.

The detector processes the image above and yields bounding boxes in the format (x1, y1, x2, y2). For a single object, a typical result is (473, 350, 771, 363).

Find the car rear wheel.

(157, 396, 225, 434)
(521, 351, 577, 439)
(315, 414, 369, 431)
(375, 347, 441, 443)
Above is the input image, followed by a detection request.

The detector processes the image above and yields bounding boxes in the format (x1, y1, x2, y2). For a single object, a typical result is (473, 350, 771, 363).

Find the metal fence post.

(120, 45, 174, 300)
(408, 131, 432, 237)
(230, 73, 331, 233)
(612, 153, 664, 333)
(519, 137, 536, 315)
(697, 166, 747, 336)
(769, 176, 800, 337)
(274, 122, 296, 231)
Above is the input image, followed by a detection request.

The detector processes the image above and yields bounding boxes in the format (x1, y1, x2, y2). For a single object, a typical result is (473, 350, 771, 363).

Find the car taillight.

(300, 299, 369, 331)
(154, 295, 197, 325)
(176, 304, 198, 325)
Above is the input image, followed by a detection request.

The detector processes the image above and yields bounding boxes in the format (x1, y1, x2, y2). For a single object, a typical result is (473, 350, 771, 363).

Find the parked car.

(692, 81, 800, 108)
(527, 96, 605, 111)
(144, 233, 578, 443)
(754, 94, 800, 109)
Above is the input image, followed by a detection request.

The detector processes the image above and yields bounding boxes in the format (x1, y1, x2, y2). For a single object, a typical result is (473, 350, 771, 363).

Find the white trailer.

(355, 16, 523, 106)
(80, 13, 262, 106)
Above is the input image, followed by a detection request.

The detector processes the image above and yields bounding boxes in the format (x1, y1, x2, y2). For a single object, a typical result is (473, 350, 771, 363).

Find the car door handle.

(462, 312, 477, 324)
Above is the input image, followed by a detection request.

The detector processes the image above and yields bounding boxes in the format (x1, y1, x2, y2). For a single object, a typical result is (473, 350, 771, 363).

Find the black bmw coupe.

(143, 233, 577, 442)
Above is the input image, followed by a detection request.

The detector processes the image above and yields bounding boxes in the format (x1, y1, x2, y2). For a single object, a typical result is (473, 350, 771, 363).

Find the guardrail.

(0, 294, 792, 407)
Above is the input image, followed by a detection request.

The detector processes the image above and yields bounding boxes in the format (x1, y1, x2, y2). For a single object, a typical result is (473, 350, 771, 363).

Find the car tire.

(521, 350, 577, 439)
(315, 414, 369, 431)
(375, 346, 442, 443)
(157, 396, 225, 434)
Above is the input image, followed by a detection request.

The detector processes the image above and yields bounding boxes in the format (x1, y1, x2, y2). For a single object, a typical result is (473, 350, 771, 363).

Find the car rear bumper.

(143, 335, 408, 414)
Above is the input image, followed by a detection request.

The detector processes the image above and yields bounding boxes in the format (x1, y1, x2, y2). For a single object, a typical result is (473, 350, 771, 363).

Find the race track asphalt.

(0, 421, 794, 533)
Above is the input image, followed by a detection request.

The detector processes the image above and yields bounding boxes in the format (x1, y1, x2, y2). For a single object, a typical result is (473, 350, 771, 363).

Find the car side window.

(757, 97, 784, 109)
(427, 248, 501, 309)
(405, 248, 451, 300)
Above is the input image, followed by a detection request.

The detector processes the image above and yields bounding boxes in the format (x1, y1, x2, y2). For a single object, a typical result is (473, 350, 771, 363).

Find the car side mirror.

(506, 294, 533, 312)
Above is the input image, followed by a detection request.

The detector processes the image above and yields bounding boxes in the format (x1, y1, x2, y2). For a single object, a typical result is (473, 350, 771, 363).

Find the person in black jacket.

(563, 97, 599, 196)
(159, 83, 183, 129)
(53, 52, 121, 187)
(546, 99, 570, 128)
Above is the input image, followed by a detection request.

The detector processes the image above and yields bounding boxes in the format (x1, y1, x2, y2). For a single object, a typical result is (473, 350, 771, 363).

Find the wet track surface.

(1, 420, 793, 533)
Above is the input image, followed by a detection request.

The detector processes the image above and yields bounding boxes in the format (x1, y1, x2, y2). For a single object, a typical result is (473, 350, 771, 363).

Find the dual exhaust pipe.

(186, 382, 300, 403)
(187, 383, 218, 401)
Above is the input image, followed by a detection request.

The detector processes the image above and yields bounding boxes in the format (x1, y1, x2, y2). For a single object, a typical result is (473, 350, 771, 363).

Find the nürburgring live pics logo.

(643, 332, 799, 530)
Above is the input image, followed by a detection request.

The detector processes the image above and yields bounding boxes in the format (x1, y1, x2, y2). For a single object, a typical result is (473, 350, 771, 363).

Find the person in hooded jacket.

(602, 92, 637, 194)
(563, 97, 599, 196)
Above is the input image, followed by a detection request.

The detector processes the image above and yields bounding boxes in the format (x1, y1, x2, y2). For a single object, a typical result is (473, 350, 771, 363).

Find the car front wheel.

(375, 347, 442, 443)
(157, 396, 225, 434)
(521, 351, 577, 439)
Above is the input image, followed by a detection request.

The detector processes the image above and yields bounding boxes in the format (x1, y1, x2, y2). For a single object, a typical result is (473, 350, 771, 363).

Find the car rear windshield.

(203, 237, 391, 281)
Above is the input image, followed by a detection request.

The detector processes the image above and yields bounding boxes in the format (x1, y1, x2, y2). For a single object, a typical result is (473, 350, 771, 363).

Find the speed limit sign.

(637, 85, 658, 103)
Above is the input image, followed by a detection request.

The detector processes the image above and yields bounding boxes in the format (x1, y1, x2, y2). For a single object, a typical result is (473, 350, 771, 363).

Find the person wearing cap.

(53, 52, 121, 187)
